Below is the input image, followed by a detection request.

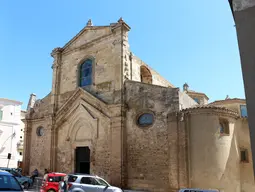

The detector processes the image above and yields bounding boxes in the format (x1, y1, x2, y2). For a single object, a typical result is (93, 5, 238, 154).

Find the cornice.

(180, 106, 239, 119)
(209, 98, 246, 105)
(0, 121, 19, 126)
(62, 25, 112, 51)
(56, 88, 82, 117)
(51, 47, 63, 57)
(25, 115, 52, 123)
(56, 88, 111, 120)
(0, 98, 22, 105)
(61, 32, 114, 56)
(186, 91, 209, 100)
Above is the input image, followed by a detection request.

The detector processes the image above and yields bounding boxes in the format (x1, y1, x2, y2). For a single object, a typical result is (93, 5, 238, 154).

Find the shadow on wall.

(217, 121, 240, 190)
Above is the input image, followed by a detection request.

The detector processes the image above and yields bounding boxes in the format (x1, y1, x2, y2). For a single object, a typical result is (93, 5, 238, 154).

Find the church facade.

(23, 18, 254, 192)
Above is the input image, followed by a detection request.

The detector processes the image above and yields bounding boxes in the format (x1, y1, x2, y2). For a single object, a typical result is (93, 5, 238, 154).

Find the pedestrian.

(30, 168, 38, 184)
(58, 175, 68, 192)
(44, 168, 49, 175)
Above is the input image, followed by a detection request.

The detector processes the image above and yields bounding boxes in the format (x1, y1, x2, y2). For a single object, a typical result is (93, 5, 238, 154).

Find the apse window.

(219, 118, 229, 135)
(240, 105, 248, 117)
(137, 113, 154, 127)
(140, 66, 152, 84)
(240, 149, 248, 163)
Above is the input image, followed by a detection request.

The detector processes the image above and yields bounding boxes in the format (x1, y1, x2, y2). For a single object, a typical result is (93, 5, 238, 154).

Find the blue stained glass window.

(137, 113, 154, 127)
(80, 59, 93, 87)
(240, 105, 248, 117)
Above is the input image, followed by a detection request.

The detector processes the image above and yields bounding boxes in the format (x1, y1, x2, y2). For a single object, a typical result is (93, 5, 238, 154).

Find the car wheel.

(47, 190, 55, 192)
(23, 182, 29, 189)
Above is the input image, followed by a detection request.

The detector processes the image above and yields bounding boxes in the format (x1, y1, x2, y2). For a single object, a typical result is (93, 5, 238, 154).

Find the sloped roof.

(209, 98, 246, 105)
(180, 105, 239, 118)
(186, 90, 209, 100)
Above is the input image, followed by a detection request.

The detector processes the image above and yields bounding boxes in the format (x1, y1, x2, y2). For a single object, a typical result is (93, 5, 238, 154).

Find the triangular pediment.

(55, 88, 112, 126)
(60, 19, 131, 53)
(62, 25, 114, 52)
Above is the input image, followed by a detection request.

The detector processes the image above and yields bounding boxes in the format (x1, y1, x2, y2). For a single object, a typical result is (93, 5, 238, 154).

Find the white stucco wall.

(0, 98, 24, 168)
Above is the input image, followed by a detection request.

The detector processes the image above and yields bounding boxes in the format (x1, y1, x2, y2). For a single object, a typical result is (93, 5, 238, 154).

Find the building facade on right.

(171, 89, 253, 192)
(228, 0, 255, 179)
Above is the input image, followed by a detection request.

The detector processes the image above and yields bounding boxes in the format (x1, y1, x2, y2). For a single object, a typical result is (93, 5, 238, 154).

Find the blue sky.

(0, 0, 243, 110)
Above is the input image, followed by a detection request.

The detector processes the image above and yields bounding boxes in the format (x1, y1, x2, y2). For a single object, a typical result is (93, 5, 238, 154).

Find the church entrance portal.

(75, 147, 90, 174)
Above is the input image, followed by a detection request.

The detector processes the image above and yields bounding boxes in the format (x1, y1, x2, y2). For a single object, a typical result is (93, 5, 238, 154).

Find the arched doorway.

(75, 146, 90, 174)
(140, 66, 152, 84)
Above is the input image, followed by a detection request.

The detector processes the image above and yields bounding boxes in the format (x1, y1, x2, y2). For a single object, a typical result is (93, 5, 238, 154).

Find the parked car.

(0, 170, 24, 192)
(179, 189, 219, 192)
(67, 174, 123, 192)
(40, 172, 67, 192)
(0, 167, 32, 189)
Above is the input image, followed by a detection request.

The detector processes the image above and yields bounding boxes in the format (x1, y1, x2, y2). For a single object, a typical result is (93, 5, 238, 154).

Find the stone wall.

(237, 118, 255, 192)
(57, 25, 125, 106)
(28, 93, 52, 119)
(124, 81, 179, 191)
(187, 110, 240, 192)
(55, 94, 122, 186)
(28, 118, 52, 175)
(131, 55, 174, 88)
(179, 91, 197, 110)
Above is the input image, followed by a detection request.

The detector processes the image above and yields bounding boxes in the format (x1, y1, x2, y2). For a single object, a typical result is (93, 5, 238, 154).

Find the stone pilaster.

(178, 113, 188, 189)
(51, 47, 63, 112)
(22, 120, 32, 175)
(168, 112, 179, 191)
(167, 112, 189, 191)
(110, 116, 122, 187)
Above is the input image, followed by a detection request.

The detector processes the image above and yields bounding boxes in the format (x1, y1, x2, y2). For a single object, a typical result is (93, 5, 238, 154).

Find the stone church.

(23, 18, 254, 192)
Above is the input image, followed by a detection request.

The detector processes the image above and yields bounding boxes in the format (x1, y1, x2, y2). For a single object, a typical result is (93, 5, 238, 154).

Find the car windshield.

(11, 170, 21, 177)
(94, 178, 109, 187)
(68, 175, 78, 182)
(0, 175, 23, 191)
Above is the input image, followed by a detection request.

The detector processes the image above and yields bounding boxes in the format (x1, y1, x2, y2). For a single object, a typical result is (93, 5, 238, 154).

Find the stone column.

(229, 0, 255, 177)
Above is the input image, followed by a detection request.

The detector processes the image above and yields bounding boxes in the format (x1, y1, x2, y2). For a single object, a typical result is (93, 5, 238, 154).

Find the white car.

(67, 174, 123, 192)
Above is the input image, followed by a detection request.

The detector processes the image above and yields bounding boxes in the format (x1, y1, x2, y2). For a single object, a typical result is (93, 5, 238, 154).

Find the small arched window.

(140, 66, 152, 84)
(79, 59, 93, 87)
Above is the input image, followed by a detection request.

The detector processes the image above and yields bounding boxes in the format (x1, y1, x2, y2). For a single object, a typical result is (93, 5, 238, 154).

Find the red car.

(40, 172, 67, 192)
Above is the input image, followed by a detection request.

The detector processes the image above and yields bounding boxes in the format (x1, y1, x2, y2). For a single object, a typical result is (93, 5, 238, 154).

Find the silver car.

(0, 170, 24, 192)
(67, 174, 123, 192)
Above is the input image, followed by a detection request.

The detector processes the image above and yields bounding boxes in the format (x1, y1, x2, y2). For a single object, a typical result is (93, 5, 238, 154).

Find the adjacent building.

(229, 0, 255, 179)
(22, 19, 254, 192)
(0, 98, 26, 168)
